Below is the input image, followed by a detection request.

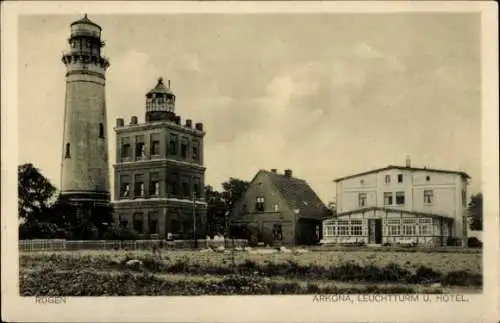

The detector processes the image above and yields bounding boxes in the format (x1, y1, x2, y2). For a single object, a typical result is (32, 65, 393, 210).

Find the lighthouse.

(59, 15, 111, 226)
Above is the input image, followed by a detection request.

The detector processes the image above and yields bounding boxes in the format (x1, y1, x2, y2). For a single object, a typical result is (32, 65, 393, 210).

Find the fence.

(19, 239, 248, 252)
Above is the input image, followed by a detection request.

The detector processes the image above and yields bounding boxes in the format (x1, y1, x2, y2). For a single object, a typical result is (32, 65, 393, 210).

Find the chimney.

(168, 79, 171, 88)
(130, 116, 138, 125)
(195, 122, 204, 131)
(284, 169, 292, 177)
(185, 119, 192, 128)
(271, 169, 277, 173)
(405, 155, 411, 168)
(175, 116, 181, 125)
(116, 118, 124, 127)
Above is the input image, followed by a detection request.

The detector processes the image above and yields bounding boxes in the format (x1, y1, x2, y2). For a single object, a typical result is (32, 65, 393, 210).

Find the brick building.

(112, 78, 207, 239)
(230, 169, 330, 246)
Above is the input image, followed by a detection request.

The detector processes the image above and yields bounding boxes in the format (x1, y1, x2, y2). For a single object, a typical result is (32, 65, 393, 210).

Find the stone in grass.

(279, 246, 292, 253)
(294, 248, 309, 254)
(200, 248, 213, 253)
(234, 246, 243, 251)
(431, 283, 442, 288)
(244, 246, 253, 252)
(125, 259, 143, 269)
(216, 246, 225, 252)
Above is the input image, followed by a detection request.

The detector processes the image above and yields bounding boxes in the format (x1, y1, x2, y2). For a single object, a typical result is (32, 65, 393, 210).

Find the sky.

(17, 13, 481, 203)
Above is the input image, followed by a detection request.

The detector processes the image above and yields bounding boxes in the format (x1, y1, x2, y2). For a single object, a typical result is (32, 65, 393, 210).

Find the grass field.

(19, 249, 483, 296)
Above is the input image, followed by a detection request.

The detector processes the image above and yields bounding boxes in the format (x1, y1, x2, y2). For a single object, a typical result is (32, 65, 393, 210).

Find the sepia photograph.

(2, 1, 499, 323)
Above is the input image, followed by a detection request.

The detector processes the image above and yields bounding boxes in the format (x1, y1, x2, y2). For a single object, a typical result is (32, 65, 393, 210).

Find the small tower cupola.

(145, 77, 176, 123)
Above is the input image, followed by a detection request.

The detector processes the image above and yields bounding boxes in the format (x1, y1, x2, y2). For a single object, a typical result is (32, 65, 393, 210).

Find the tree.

(204, 178, 250, 238)
(221, 178, 250, 210)
(468, 193, 483, 231)
(18, 163, 57, 221)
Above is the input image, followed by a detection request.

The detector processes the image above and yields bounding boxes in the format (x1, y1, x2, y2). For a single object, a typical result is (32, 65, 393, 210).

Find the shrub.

(467, 237, 482, 248)
(441, 270, 482, 286)
(102, 226, 140, 240)
(409, 266, 442, 284)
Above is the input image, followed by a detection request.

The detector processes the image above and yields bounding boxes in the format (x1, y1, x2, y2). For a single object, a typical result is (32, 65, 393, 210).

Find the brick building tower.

(58, 15, 111, 225)
(113, 78, 207, 240)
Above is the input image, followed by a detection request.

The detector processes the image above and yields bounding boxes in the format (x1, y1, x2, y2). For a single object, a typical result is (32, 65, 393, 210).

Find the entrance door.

(368, 219, 383, 244)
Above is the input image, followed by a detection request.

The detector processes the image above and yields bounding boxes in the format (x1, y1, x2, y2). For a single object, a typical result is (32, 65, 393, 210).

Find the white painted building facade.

(322, 164, 470, 247)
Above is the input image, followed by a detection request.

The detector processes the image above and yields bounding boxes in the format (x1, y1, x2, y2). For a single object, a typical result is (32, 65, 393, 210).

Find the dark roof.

(71, 14, 102, 30)
(261, 170, 329, 220)
(147, 78, 174, 96)
(333, 165, 471, 182)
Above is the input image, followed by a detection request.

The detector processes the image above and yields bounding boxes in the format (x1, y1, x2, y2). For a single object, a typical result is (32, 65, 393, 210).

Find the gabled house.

(230, 169, 330, 246)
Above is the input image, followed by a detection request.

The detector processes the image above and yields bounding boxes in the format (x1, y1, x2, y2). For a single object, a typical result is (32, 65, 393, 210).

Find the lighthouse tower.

(59, 15, 111, 222)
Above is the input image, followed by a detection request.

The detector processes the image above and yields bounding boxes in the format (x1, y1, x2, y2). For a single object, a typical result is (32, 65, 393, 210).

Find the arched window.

(99, 123, 104, 138)
(65, 143, 71, 158)
(385, 175, 391, 184)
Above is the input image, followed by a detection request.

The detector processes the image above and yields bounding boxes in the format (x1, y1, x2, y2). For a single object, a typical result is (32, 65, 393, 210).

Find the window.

(149, 173, 160, 196)
(397, 174, 403, 183)
(181, 178, 190, 198)
(65, 143, 71, 158)
(419, 218, 433, 236)
(386, 219, 401, 236)
(402, 218, 416, 235)
(135, 136, 145, 160)
(350, 220, 363, 236)
(193, 178, 201, 198)
(181, 137, 189, 159)
(272, 224, 283, 240)
(98, 123, 104, 138)
(134, 174, 144, 197)
(426, 176, 430, 182)
(167, 174, 179, 196)
(396, 191, 405, 205)
(337, 220, 349, 236)
(192, 140, 199, 161)
(171, 219, 181, 234)
(324, 224, 335, 237)
(120, 175, 131, 198)
(385, 175, 391, 184)
(168, 133, 178, 155)
(384, 192, 393, 205)
(358, 193, 367, 207)
(133, 213, 143, 233)
(118, 215, 128, 228)
(121, 137, 131, 159)
(360, 179, 364, 185)
(462, 190, 467, 206)
(424, 190, 433, 204)
(149, 213, 158, 234)
(255, 196, 265, 212)
(150, 134, 160, 156)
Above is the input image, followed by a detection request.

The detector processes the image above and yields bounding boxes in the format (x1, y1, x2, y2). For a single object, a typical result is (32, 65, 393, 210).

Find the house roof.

(333, 165, 471, 182)
(261, 170, 329, 220)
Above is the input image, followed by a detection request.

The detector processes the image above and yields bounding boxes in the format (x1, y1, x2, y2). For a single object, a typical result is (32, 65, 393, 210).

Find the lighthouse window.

(181, 137, 189, 159)
(134, 174, 145, 197)
(120, 175, 131, 198)
(149, 173, 160, 196)
(150, 133, 160, 156)
(135, 136, 145, 160)
(98, 123, 104, 138)
(192, 140, 199, 161)
(168, 133, 178, 156)
(65, 143, 71, 158)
